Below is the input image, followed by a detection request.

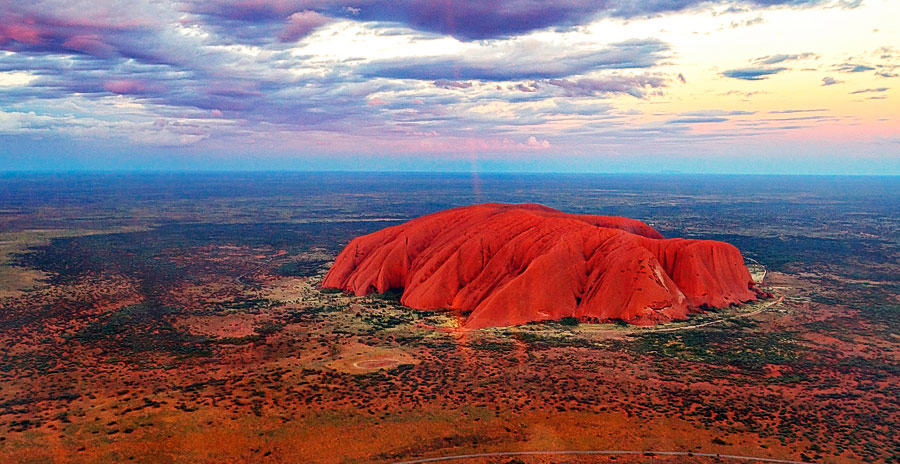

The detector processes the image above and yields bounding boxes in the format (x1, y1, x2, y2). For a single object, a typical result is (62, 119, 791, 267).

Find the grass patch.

(623, 326, 800, 374)
(75, 304, 212, 358)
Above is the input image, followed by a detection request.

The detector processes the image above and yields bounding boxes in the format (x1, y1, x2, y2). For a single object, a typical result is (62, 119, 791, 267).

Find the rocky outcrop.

(322, 203, 765, 328)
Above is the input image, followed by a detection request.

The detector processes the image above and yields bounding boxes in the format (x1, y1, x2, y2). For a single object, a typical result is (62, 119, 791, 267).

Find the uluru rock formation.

(322, 203, 767, 328)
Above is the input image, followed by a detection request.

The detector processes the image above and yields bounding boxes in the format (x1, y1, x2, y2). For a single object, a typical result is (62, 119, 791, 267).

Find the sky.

(0, 0, 898, 173)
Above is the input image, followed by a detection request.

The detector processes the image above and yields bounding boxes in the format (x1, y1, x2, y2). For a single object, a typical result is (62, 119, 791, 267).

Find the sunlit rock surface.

(322, 203, 765, 328)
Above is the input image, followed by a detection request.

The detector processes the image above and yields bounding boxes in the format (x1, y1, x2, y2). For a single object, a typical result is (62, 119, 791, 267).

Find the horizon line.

(2, 169, 900, 177)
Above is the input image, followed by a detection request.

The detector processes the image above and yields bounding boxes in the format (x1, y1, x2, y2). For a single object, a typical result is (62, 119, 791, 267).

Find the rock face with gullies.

(322, 203, 767, 328)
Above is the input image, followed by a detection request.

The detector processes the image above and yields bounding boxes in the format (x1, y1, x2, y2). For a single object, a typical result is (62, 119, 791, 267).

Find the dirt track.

(390, 448, 811, 464)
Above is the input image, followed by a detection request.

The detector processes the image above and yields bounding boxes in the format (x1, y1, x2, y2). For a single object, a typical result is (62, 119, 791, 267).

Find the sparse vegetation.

(1, 173, 898, 463)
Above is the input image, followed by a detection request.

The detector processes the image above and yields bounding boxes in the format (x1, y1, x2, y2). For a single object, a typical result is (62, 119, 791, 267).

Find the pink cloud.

(279, 11, 331, 42)
(103, 79, 149, 95)
(391, 136, 553, 154)
(63, 35, 115, 57)
(0, 24, 44, 45)
(0, 5, 165, 60)
(526, 136, 551, 149)
(206, 82, 263, 98)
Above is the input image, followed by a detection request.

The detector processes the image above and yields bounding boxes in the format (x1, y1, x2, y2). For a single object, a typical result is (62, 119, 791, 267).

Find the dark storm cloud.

(180, 0, 605, 41)
(0, 1, 390, 133)
(721, 67, 787, 80)
(179, 0, 859, 42)
(0, 1, 862, 55)
(607, 0, 856, 19)
(279, 11, 333, 42)
(0, 2, 204, 66)
(360, 39, 668, 81)
(0, 0, 871, 151)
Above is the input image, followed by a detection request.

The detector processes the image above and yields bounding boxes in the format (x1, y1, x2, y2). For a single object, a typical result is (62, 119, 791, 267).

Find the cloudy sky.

(1, 0, 898, 173)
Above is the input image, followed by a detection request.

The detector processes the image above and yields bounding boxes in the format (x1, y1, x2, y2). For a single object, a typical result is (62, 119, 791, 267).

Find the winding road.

(390, 449, 811, 464)
(645, 295, 784, 333)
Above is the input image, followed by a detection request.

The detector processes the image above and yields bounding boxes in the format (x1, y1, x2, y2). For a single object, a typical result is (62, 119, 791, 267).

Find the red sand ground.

(323, 204, 766, 328)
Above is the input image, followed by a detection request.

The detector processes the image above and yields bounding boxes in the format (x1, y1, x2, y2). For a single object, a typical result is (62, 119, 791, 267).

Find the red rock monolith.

(322, 203, 766, 328)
